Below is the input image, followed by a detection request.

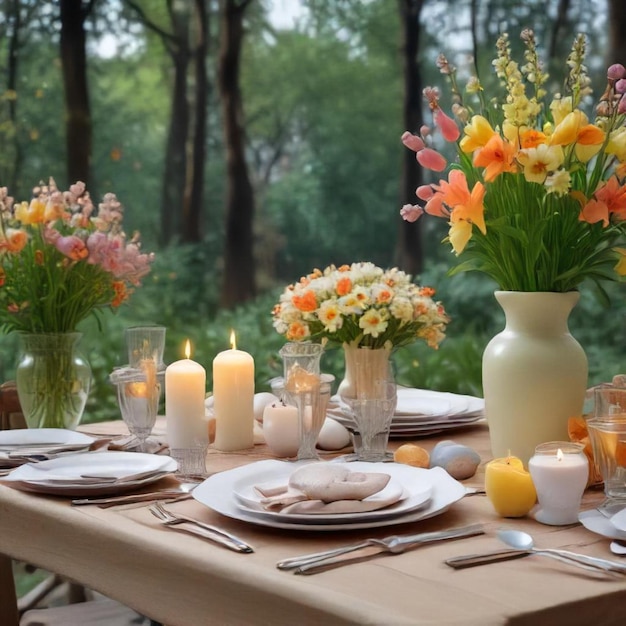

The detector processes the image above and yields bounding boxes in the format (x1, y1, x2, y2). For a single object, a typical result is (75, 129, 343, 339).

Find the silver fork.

(149, 502, 254, 553)
(277, 523, 484, 572)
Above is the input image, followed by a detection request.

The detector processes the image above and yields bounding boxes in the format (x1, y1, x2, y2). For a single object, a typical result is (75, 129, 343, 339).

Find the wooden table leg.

(0, 554, 19, 626)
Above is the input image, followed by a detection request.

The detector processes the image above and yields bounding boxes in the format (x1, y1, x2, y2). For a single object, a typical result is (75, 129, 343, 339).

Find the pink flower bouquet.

(0, 178, 154, 333)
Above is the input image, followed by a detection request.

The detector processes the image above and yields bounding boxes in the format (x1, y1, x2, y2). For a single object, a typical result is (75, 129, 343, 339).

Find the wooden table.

(1, 421, 625, 626)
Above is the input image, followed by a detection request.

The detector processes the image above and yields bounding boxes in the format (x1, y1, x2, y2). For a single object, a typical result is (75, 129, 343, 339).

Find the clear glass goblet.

(339, 364, 397, 462)
(110, 364, 160, 452)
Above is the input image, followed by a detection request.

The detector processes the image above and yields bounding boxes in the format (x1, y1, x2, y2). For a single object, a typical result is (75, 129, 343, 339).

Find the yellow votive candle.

(485, 455, 537, 518)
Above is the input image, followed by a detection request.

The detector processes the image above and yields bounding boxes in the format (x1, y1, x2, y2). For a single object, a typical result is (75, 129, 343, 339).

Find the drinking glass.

(110, 364, 160, 452)
(585, 386, 626, 515)
(339, 365, 397, 462)
(282, 368, 334, 460)
(125, 325, 166, 370)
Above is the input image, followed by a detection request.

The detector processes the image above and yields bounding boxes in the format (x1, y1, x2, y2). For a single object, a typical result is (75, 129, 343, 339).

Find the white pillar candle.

(213, 332, 255, 451)
(262, 402, 299, 457)
(528, 441, 588, 526)
(165, 341, 207, 449)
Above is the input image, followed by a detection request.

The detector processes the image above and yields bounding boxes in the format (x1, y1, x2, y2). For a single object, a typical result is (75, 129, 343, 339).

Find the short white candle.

(165, 340, 207, 448)
(262, 402, 299, 457)
(213, 331, 255, 451)
(528, 441, 588, 526)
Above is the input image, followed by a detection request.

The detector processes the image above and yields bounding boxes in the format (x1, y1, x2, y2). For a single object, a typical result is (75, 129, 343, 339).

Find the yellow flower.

(545, 169, 571, 195)
(549, 109, 605, 162)
(549, 96, 573, 125)
(615, 249, 626, 276)
(358, 308, 389, 338)
(517, 144, 564, 184)
(549, 110, 583, 146)
(459, 115, 496, 153)
(606, 127, 626, 162)
(14, 199, 45, 225)
(318, 300, 343, 332)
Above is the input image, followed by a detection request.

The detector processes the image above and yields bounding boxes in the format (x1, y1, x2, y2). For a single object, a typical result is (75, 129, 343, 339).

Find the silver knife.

(72, 490, 192, 507)
(445, 549, 530, 569)
(280, 524, 484, 575)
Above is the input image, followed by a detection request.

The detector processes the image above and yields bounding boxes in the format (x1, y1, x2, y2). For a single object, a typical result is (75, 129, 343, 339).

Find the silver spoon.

(610, 540, 626, 556)
(497, 529, 626, 575)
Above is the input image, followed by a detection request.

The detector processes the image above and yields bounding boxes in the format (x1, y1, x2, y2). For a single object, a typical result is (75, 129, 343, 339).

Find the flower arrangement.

(272, 262, 449, 350)
(0, 178, 154, 333)
(400, 29, 626, 294)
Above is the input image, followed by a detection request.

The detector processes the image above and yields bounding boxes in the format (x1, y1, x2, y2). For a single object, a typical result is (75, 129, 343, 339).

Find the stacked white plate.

(193, 459, 467, 531)
(327, 388, 485, 438)
(0, 428, 95, 467)
(0, 451, 178, 496)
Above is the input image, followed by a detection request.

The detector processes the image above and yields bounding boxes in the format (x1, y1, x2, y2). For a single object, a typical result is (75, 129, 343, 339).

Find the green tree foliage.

(1, 0, 625, 424)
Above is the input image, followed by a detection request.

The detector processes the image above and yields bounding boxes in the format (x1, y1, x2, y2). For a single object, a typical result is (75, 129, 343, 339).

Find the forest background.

(1, 0, 625, 422)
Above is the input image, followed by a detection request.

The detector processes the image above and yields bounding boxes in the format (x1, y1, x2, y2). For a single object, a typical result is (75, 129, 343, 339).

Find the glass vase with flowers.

(0, 179, 154, 428)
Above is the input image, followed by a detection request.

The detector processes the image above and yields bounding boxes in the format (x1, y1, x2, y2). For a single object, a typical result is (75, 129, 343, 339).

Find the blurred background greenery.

(0, 0, 624, 424)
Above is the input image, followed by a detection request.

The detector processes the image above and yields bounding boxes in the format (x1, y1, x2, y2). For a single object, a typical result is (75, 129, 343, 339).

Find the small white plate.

(193, 460, 465, 531)
(0, 451, 177, 496)
(578, 509, 626, 540)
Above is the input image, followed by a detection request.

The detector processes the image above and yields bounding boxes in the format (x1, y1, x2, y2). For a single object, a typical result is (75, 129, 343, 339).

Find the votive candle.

(528, 441, 588, 526)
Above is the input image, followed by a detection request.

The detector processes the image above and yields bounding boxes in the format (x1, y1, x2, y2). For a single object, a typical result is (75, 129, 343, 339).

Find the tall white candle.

(528, 441, 588, 525)
(213, 331, 255, 451)
(165, 340, 207, 449)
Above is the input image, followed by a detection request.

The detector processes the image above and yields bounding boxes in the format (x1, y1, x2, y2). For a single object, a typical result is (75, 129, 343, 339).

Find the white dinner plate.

(193, 460, 465, 531)
(0, 428, 94, 447)
(232, 463, 433, 523)
(0, 451, 177, 496)
(578, 508, 626, 541)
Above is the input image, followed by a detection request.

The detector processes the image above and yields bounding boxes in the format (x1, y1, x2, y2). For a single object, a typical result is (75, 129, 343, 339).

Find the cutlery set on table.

(3, 428, 626, 578)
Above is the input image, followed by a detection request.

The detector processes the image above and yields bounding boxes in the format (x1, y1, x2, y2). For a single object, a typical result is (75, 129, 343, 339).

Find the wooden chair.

(0, 382, 154, 626)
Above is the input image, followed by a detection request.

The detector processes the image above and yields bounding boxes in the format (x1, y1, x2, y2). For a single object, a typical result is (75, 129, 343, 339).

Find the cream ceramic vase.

(337, 344, 392, 400)
(482, 291, 588, 465)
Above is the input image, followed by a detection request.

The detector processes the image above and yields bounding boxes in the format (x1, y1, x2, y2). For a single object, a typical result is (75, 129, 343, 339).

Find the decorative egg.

(254, 392, 280, 422)
(429, 440, 481, 480)
(317, 418, 351, 451)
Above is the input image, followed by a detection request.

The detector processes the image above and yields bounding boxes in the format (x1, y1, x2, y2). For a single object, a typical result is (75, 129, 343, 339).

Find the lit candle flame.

(229, 329, 237, 350)
(556, 448, 564, 462)
(184, 339, 191, 359)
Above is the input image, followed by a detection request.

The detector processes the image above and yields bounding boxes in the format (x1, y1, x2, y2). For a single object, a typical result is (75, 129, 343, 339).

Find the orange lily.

(473, 134, 517, 182)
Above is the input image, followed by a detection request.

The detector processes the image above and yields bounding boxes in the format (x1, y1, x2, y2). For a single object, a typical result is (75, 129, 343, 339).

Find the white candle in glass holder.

(165, 340, 207, 448)
(213, 330, 255, 451)
(528, 441, 588, 526)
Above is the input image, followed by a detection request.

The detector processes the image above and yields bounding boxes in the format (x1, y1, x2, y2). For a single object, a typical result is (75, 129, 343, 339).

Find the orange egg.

(394, 443, 430, 468)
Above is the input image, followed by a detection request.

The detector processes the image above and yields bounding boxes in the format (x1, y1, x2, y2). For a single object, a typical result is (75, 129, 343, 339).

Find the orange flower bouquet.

(272, 262, 449, 350)
(400, 29, 626, 294)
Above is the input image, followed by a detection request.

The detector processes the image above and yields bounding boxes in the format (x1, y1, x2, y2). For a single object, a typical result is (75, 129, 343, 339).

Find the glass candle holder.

(528, 441, 588, 525)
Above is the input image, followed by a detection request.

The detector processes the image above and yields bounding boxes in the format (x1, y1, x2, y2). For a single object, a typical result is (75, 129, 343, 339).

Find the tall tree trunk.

(218, 0, 256, 308)
(549, 0, 571, 60)
(396, 0, 424, 276)
(59, 0, 92, 186)
(607, 0, 626, 65)
(127, 0, 204, 245)
(3, 0, 21, 189)
(181, 0, 209, 244)
(159, 2, 190, 245)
